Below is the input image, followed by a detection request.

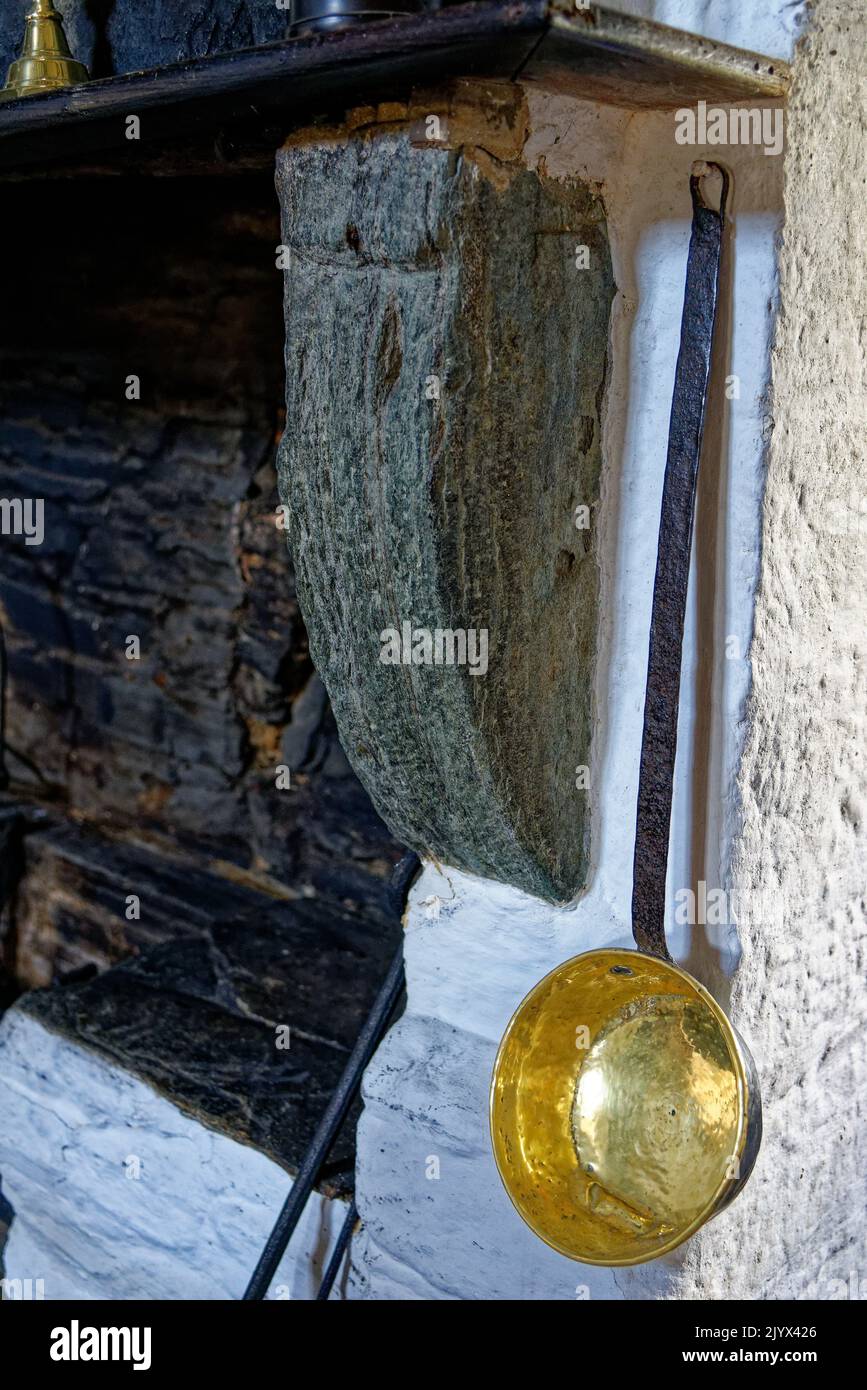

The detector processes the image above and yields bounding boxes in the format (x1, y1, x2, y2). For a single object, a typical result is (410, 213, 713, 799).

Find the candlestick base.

(0, 1, 89, 102)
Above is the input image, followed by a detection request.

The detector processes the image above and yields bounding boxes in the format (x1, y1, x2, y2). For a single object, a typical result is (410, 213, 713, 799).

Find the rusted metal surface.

(631, 165, 729, 961)
(540, 2, 786, 108)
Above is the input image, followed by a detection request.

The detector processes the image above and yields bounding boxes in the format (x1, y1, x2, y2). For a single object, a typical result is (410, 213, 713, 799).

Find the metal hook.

(631, 163, 729, 960)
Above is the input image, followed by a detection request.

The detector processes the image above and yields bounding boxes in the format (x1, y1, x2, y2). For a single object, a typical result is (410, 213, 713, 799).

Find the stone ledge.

(7, 815, 403, 1193)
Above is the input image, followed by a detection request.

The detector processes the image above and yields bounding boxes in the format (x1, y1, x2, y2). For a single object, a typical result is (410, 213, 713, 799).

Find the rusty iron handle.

(631, 163, 729, 960)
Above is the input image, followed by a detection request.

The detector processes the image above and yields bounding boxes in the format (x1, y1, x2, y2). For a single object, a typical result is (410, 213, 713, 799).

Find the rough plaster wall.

(679, 0, 867, 1300)
(352, 0, 864, 1304)
(351, 96, 786, 1298)
(0, 1010, 352, 1301)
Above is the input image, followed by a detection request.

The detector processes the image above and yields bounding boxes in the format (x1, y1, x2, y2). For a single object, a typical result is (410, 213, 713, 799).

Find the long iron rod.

(315, 1198, 358, 1301)
(243, 941, 406, 1299)
(631, 163, 729, 961)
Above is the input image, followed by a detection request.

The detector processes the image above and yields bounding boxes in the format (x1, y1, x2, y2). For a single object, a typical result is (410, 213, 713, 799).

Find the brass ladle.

(490, 164, 762, 1266)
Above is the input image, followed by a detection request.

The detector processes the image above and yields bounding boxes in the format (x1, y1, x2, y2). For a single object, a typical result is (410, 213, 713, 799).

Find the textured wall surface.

(0, 174, 401, 984)
(679, 0, 867, 1300)
(0, 172, 401, 1291)
(350, 5, 821, 1301)
(642, 0, 806, 58)
(0, 1010, 351, 1300)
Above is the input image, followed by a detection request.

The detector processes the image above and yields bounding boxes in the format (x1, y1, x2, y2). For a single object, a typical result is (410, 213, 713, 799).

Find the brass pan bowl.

(490, 948, 761, 1265)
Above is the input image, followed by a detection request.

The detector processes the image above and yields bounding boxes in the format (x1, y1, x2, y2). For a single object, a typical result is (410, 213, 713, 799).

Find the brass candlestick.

(0, 0, 89, 102)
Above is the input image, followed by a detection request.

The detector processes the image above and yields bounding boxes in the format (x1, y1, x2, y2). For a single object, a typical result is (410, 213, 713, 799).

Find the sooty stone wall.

(0, 173, 402, 991)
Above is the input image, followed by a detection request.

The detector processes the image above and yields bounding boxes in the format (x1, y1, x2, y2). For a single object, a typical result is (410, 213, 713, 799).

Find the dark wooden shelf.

(0, 2, 788, 177)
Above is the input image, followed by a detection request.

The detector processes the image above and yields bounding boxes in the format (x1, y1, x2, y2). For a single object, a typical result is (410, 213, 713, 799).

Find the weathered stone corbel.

(276, 85, 615, 902)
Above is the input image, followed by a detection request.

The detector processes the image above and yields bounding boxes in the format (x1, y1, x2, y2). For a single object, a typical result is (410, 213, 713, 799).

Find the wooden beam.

(0, 4, 788, 176)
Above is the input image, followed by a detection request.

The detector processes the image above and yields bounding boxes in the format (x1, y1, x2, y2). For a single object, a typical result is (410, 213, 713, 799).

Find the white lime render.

(352, 0, 865, 1301)
(0, 1009, 349, 1301)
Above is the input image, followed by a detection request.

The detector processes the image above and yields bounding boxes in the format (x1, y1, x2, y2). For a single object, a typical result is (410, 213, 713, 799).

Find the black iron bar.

(243, 944, 404, 1299)
(315, 1199, 358, 1301)
(242, 850, 418, 1300)
(631, 164, 729, 961)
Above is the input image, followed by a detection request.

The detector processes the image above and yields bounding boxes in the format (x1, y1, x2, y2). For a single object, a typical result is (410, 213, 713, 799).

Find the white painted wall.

(632, 0, 805, 60)
(0, 1010, 349, 1301)
(1, 0, 848, 1306)
(678, 0, 867, 1301)
(352, 1, 804, 1301)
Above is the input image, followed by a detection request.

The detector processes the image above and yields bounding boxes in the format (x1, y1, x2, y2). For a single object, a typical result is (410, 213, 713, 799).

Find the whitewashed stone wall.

(0, 1011, 348, 1301)
(351, 0, 862, 1301)
(678, 0, 867, 1301)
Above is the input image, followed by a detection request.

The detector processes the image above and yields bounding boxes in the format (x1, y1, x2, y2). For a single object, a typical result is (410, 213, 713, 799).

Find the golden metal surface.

(0, 0, 89, 103)
(490, 949, 755, 1265)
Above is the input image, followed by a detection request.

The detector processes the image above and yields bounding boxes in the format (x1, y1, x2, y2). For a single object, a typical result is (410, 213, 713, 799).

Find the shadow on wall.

(85, 0, 115, 80)
(684, 186, 735, 1006)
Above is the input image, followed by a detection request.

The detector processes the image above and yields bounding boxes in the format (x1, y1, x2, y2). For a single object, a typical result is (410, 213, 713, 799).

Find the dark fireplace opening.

(0, 171, 402, 1193)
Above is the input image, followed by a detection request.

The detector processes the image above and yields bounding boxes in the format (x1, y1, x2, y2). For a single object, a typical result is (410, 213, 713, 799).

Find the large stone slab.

(276, 110, 615, 901)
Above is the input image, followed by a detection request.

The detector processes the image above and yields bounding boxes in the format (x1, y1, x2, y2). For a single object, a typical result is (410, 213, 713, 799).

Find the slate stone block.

(13, 821, 402, 1189)
(276, 123, 614, 901)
